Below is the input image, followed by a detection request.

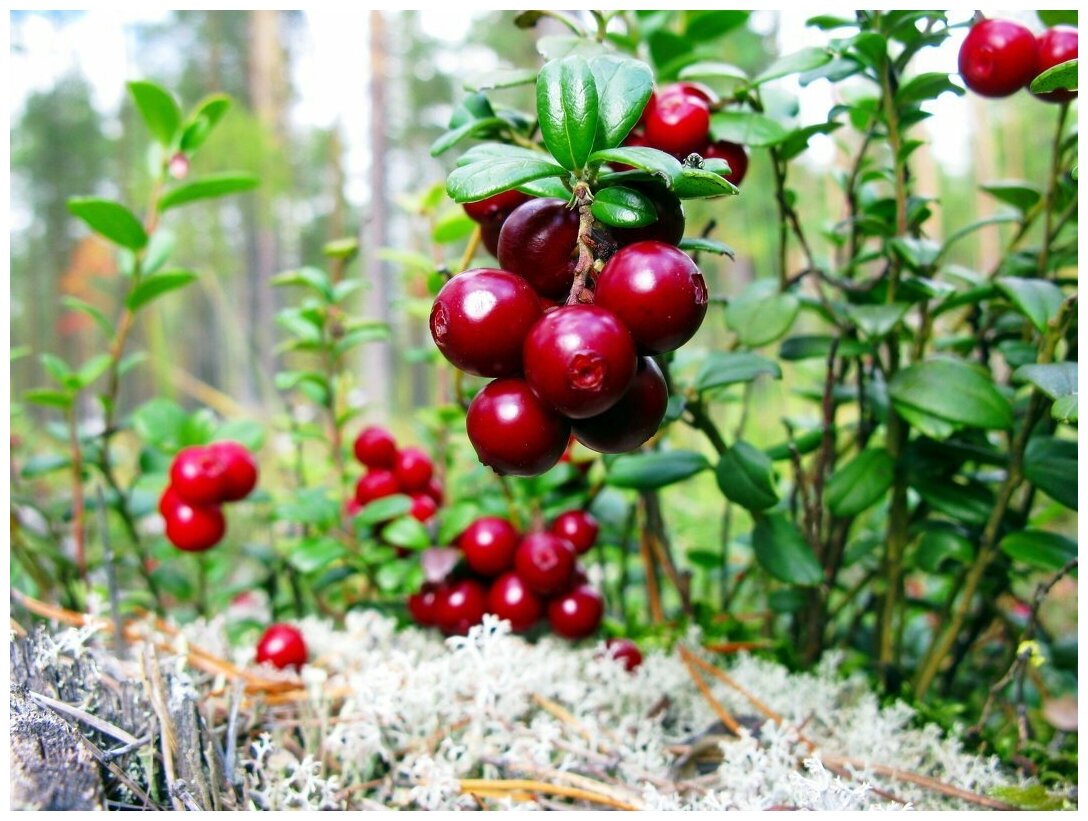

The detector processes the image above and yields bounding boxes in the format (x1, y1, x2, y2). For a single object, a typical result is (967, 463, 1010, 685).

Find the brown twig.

(459, 778, 640, 811)
(677, 645, 743, 736)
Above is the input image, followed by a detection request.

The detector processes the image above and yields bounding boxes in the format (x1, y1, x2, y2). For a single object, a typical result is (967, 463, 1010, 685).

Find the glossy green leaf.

(710, 111, 789, 147)
(590, 185, 656, 227)
(682, 10, 749, 40)
(606, 450, 709, 489)
(60, 296, 114, 338)
(695, 351, 781, 392)
(67, 198, 148, 250)
(20, 453, 72, 478)
(125, 270, 198, 311)
(679, 237, 736, 258)
(889, 359, 1013, 431)
(517, 176, 572, 200)
(380, 516, 431, 550)
(671, 165, 740, 199)
(1015, 362, 1077, 408)
(463, 67, 538, 92)
(588, 54, 653, 150)
(716, 441, 779, 511)
(1023, 436, 1077, 509)
(753, 47, 832, 85)
(179, 94, 231, 152)
(432, 209, 477, 243)
(752, 514, 823, 586)
(447, 155, 567, 203)
(915, 527, 975, 573)
(430, 116, 507, 157)
(288, 537, 346, 574)
(131, 398, 188, 449)
(980, 181, 1042, 213)
(678, 61, 749, 83)
(537, 56, 599, 172)
(213, 418, 265, 452)
(996, 277, 1065, 333)
(76, 354, 113, 388)
(128, 80, 181, 146)
(825, 447, 894, 517)
(40, 353, 73, 385)
(1052, 394, 1078, 423)
(845, 303, 910, 338)
(895, 72, 964, 106)
(1000, 530, 1077, 573)
(357, 494, 414, 526)
(725, 282, 800, 347)
(590, 146, 683, 183)
(1030, 58, 1078, 94)
(437, 503, 482, 546)
(911, 476, 994, 526)
(1037, 11, 1078, 26)
(23, 389, 73, 409)
(271, 266, 333, 300)
(779, 335, 874, 361)
(159, 173, 259, 212)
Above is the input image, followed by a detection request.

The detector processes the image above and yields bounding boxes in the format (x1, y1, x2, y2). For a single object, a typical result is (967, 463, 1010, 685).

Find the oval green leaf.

(710, 111, 789, 148)
(606, 450, 709, 490)
(889, 359, 1013, 431)
(447, 157, 568, 203)
(125, 270, 198, 311)
(590, 185, 656, 227)
(716, 441, 779, 511)
(159, 173, 259, 212)
(588, 54, 653, 150)
(1023, 436, 1077, 510)
(537, 55, 599, 172)
(752, 514, 823, 586)
(825, 447, 894, 517)
(1000, 530, 1077, 573)
(67, 198, 148, 250)
(128, 80, 181, 147)
(695, 351, 781, 392)
(996, 277, 1065, 334)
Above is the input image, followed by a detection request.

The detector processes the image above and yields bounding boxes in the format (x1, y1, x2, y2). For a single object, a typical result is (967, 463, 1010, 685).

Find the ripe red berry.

(463, 189, 532, 224)
(603, 637, 643, 672)
(594, 241, 708, 355)
(159, 485, 185, 517)
(643, 86, 711, 158)
(572, 356, 669, 454)
(487, 571, 543, 632)
(466, 378, 570, 476)
(164, 499, 226, 552)
(458, 516, 520, 576)
(1033, 26, 1078, 102)
(497, 198, 581, 300)
(703, 140, 749, 186)
(424, 478, 444, 506)
(408, 581, 443, 627)
(547, 584, 604, 640)
(353, 426, 398, 468)
(550, 510, 599, 555)
(434, 579, 488, 635)
(394, 447, 434, 493)
(958, 18, 1039, 98)
(256, 623, 308, 670)
(523, 305, 637, 419)
(355, 469, 400, 505)
(208, 440, 258, 502)
(430, 268, 543, 377)
(608, 181, 685, 248)
(169, 446, 228, 505)
(409, 492, 439, 522)
(514, 532, 577, 596)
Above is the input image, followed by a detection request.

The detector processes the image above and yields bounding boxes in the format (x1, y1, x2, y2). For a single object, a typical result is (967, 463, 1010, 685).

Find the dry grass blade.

(677, 645, 742, 737)
(29, 690, 142, 747)
(511, 762, 646, 808)
(459, 778, 640, 810)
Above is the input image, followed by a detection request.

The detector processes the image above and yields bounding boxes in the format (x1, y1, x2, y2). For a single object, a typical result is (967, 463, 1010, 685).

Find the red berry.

(572, 356, 669, 454)
(434, 579, 488, 635)
(164, 499, 226, 552)
(463, 189, 532, 224)
(208, 440, 258, 502)
(608, 181, 685, 248)
(480, 221, 503, 257)
(497, 198, 581, 300)
(344, 498, 363, 518)
(430, 268, 543, 378)
(458, 516, 520, 576)
(958, 18, 1039, 98)
(487, 572, 543, 632)
(550, 510, 599, 555)
(670, 81, 716, 106)
(169, 446, 228, 505)
(353, 426, 398, 468)
(355, 469, 400, 505)
(643, 86, 711, 158)
(409, 493, 439, 522)
(514, 532, 577, 596)
(547, 584, 604, 640)
(424, 478, 445, 506)
(159, 485, 185, 517)
(1033, 26, 1078, 102)
(594, 241, 708, 355)
(394, 447, 434, 493)
(603, 637, 643, 672)
(704, 140, 749, 186)
(466, 378, 570, 476)
(256, 623, 308, 670)
(408, 581, 443, 627)
(523, 305, 637, 419)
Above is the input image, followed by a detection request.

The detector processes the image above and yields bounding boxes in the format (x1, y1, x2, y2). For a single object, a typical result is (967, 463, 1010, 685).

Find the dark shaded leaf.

(606, 450, 709, 489)
(752, 514, 823, 586)
(1000, 530, 1078, 573)
(889, 359, 1013, 431)
(695, 351, 781, 392)
(1023, 436, 1077, 509)
(716, 441, 779, 511)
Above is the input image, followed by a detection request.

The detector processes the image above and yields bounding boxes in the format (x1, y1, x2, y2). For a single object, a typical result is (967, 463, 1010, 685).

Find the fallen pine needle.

(678, 645, 742, 737)
(458, 778, 640, 810)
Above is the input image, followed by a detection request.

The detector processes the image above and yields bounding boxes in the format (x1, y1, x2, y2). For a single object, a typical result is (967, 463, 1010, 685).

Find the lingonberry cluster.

(159, 441, 258, 551)
(255, 622, 308, 670)
(407, 509, 605, 640)
(348, 426, 444, 525)
(958, 18, 1078, 102)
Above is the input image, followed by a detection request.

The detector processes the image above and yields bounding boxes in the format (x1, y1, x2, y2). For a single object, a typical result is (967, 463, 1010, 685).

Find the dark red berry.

(704, 140, 749, 186)
(424, 478, 444, 506)
(480, 221, 503, 257)
(466, 378, 571, 476)
(594, 241, 708, 355)
(463, 189, 532, 224)
(643, 86, 711, 158)
(487, 572, 543, 632)
(497, 198, 581, 300)
(408, 581, 443, 627)
(572, 356, 669, 454)
(603, 637, 643, 672)
(570, 564, 590, 588)
(164, 499, 226, 552)
(608, 181, 685, 248)
(394, 447, 434, 493)
(958, 18, 1039, 98)
(256, 623, 308, 670)
(355, 469, 400, 505)
(458, 516, 520, 577)
(169, 446, 228, 505)
(1033, 26, 1078, 102)
(434, 579, 488, 635)
(514, 532, 576, 596)
(353, 426, 398, 468)
(430, 268, 543, 377)
(208, 440, 258, 501)
(409, 493, 439, 522)
(550, 510, 599, 555)
(523, 305, 637, 419)
(547, 584, 604, 640)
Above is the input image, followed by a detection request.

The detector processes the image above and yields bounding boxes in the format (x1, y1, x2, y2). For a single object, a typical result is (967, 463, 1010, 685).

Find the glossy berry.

(458, 516, 520, 576)
(603, 637, 643, 672)
(354, 469, 400, 506)
(643, 86, 711, 158)
(608, 181, 685, 248)
(394, 447, 434, 493)
(550, 510, 599, 555)
(208, 440, 258, 502)
(163, 498, 226, 552)
(497, 198, 581, 300)
(424, 478, 445, 506)
(409, 492, 439, 523)
(704, 140, 749, 186)
(514, 532, 577, 596)
(463, 188, 532, 224)
(408, 581, 443, 627)
(547, 584, 604, 640)
(169, 446, 228, 505)
(466, 378, 570, 476)
(256, 623, 308, 670)
(434, 579, 488, 636)
(958, 18, 1039, 98)
(353, 426, 398, 468)
(487, 572, 543, 632)
(1033, 26, 1078, 102)
(523, 305, 637, 419)
(594, 241, 708, 355)
(159, 485, 185, 517)
(572, 356, 669, 454)
(430, 268, 543, 377)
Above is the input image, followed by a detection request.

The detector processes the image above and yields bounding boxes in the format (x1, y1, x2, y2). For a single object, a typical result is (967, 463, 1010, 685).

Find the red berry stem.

(566, 182, 599, 306)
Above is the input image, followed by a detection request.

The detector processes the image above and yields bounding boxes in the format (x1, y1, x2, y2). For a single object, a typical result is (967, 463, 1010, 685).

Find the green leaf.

(995, 277, 1065, 333)
(1030, 58, 1078, 95)
(1037, 11, 1078, 26)
(678, 61, 750, 83)
(588, 54, 653, 150)
(980, 181, 1042, 214)
(590, 146, 682, 184)
(537, 56, 599, 172)
(686, 549, 721, 570)
(671, 165, 740, 199)
(179, 94, 232, 152)
(725, 281, 800, 347)
(67, 198, 148, 250)
(999, 530, 1077, 573)
(271, 266, 333, 300)
(131, 398, 188, 449)
(679, 237, 736, 258)
(752, 514, 823, 586)
(127, 80, 181, 146)
(845, 303, 910, 338)
(1023, 436, 1077, 509)
(850, 32, 888, 70)
(60, 296, 113, 338)
(911, 476, 994, 526)
(825, 447, 894, 517)
(606, 450, 709, 490)
(20, 453, 72, 478)
(23, 389, 72, 409)
(213, 419, 265, 452)
(895, 72, 964, 106)
(590, 185, 656, 227)
(1015, 362, 1077, 409)
(889, 359, 1013, 431)
(288, 537, 347, 574)
(753, 47, 832, 85)
(380, 516, 431, 550)
(447, 156, 567, 203)
(992, 784, 1070, 812)
(432, 209, 477, 243)
(40, 353, 74, 385)
(159, 173, 259, 212)
(716, 441, 779, 511)
(695, 351, 781, 392)
(357, 494, 413, 526)
(779, 335, 874, 361)
(915, 527, 975, 573)
(517, 176, 572, 199)
(710, 111, 789, 148)
(125, 270, 198, 311)
(76, 354, 113, 388)
(463, 67, 538, 92)
(437, 503, 482, 546)
(143, 229, 176, 274)
(682, 10, 749, 40)
(429, 116, 507, 157)
(889, 237, 939, 271)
